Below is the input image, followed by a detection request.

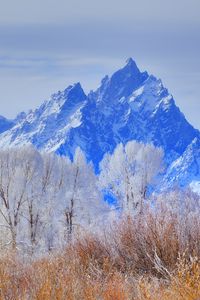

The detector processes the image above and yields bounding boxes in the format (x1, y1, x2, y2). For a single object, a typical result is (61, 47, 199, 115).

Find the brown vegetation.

(1, 193, 200, 299)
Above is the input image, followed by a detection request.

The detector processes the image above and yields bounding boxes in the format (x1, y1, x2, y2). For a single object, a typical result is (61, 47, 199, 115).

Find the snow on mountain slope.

(0, 83, 86, 151)
(0, 58, 199, 188)
(163, 138, 200, 188)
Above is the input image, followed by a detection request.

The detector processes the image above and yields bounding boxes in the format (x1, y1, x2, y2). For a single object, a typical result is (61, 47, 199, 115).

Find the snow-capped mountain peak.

(0, 81, 86, 150)
(0, 58, 199, 189)
(93, 58, 149, 103)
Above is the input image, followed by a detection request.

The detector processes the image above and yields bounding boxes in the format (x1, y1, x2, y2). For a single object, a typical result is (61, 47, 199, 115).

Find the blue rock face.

(0, 116, 15, 134)
(0, 58, 199, 187)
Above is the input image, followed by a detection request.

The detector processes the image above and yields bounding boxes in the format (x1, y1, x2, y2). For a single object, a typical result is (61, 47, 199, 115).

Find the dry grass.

(1, 250, 200, 300)
(1, 192, 200, 299)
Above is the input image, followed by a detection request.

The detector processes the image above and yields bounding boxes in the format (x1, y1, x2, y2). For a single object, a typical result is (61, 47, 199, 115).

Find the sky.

(0, 0, 200, 128)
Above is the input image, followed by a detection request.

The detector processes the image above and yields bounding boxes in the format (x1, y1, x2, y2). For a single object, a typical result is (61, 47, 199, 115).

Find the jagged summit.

(125, 57, 140, 71)
(62, 82, 86, 107)
(0, 59, 199, 189)
(64, 82, 85, 95)
(0, 81, 87, 150)
(126, 57, 135, 64)
(92, 58, 149, 103)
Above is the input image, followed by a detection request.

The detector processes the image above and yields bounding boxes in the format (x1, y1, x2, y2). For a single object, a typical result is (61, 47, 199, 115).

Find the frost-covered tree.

(0, 146, 107, 252)
(40, 153, 70, 251)
(99, 141, 164, 214)
(0, 146, 43, 249)
(18, 147, 43, 252)
(59, 147, 106, 241)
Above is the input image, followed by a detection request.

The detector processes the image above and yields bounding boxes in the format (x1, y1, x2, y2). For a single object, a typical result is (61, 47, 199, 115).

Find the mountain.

(0, 116, 15, 134)
(163, 138, 200, 188)
(0, 58, 199, 188)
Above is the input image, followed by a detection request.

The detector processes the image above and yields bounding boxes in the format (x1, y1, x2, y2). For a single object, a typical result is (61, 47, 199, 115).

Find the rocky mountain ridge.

(0, 58, 199, 189)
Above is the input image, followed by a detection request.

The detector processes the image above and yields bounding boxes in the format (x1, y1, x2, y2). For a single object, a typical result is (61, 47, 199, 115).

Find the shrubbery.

(0, 192, 200, 299)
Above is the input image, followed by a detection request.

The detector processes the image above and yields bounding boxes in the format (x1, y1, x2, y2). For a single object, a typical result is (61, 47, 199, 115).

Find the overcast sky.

(0, 0, 200, 128)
